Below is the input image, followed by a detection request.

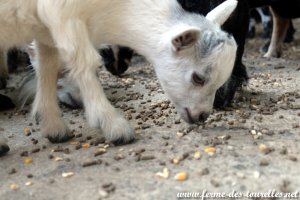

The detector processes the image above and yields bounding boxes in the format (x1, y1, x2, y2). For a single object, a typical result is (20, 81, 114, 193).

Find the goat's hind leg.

(264, 8, 289, 58)
(32, 42, 73, 143)
(0, 49, 8, 89)
(52, 20, 134, 144)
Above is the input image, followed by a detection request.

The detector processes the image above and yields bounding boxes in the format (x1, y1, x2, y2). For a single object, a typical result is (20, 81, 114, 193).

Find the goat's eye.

(192, 72, 206, 86)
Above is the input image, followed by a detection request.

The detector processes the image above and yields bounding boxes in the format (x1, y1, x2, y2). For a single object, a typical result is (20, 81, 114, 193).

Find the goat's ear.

(171, 28, 200, 52)
(205, 0, 237, 26)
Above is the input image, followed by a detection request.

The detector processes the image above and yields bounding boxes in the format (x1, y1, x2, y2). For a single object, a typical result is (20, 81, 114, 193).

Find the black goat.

(248, 0, 300, 57)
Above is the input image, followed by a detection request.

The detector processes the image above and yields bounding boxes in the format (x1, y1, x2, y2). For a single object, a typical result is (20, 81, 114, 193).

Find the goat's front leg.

(32, 42, 73, 143)
(52, 20, 134, 144)
(74, 68, 134, 144)
(264, 8, 289, 58)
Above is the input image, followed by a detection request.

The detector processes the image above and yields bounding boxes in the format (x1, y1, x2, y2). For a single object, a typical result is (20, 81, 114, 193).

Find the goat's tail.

(18, 70, 37, 109)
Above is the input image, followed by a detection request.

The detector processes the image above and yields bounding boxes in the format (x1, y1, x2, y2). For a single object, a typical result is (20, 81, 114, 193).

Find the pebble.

(10, 184, 19, 191)
(236, 172, 245, 179)
(280, 147, 288, 155)
(259, 144, 273, 154)
(288, 156, 298, 162)
(31, 148, 40, 154)
(8, 168, 17, 175)
(82, 160, 102, 167)
(261, 129, 272, 135)
(292, 123, 299, 128)
(54, 157, 64, 162)
(139, 155, 155, 161)
(156, 168, 170, 179)
(62, 172, 75, 178)
(25, 182, 33, 186)
(82, 143, 91, 149)
(102, 182, 116, 193)
(86, 136, 92, 140)
(194, 151, 202, 160)
(162, 135, 170, 140)
(24, 128, 31, 136)
(174, 119, 181, 124)
(27, 174, 34, 178)
(70, 141, 80, 145)
(253, 171, 260, 179)
(210, 179, 220, 187)
(20, 151, 29, 157)
(172, 159, 180, 165)
(94, 148, 107, 157)
(31, 139, 38, 145)
(91, 137, 106, 146)
(280, 180, 291, 193)
(199, 168, 210, 176)
(114, 154, 125, 161)
(75, 144, 82, 150)
(99, 190, 109, 198)
(53, 146, 64, 152)
(176, 132, 185, 138)
(260, 159, 269, 166)
(251, 130, 257, 135)
(133, 148, 145, 155)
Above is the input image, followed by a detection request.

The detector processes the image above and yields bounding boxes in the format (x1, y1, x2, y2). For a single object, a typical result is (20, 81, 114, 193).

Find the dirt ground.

(1, 20, 300, 200)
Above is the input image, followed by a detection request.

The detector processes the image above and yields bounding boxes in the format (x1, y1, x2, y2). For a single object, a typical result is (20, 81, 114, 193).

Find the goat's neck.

(90, 0, 184, 65)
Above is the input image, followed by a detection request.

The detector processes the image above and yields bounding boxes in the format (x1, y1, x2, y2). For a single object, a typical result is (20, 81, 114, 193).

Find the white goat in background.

(0, 0, 237, 155)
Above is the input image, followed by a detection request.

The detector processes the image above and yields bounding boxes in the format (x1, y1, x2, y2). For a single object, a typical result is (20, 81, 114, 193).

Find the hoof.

(46, 132, 75, 143)
(0, 94, 15, 111)
(111, 136, 136, 146)
(0, 77, 7, 89)
(0, 144, 10, 156)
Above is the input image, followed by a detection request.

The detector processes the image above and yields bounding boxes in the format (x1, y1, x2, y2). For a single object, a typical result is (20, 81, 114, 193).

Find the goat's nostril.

(199, 112, 209, 122)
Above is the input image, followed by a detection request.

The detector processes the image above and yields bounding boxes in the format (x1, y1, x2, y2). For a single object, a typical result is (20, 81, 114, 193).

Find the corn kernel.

(24, 157, 33, 164)
(82, 143, 91, 149)
(174, 172, 188, 181)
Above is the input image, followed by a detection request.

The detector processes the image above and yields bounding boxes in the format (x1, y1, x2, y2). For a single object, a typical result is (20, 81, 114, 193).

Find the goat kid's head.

(155, 0, 237, 124)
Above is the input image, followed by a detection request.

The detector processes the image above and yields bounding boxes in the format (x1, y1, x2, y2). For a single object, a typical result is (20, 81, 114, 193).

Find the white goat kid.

(0, 0, 237, 148)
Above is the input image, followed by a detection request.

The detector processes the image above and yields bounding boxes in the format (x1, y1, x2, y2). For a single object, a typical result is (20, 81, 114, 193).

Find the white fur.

(0, 0, 237, 142)
(264, 7, 290, 58)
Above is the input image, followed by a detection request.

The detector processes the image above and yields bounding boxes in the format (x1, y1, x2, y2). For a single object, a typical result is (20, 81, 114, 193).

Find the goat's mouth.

(184, 108, 195, 124)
